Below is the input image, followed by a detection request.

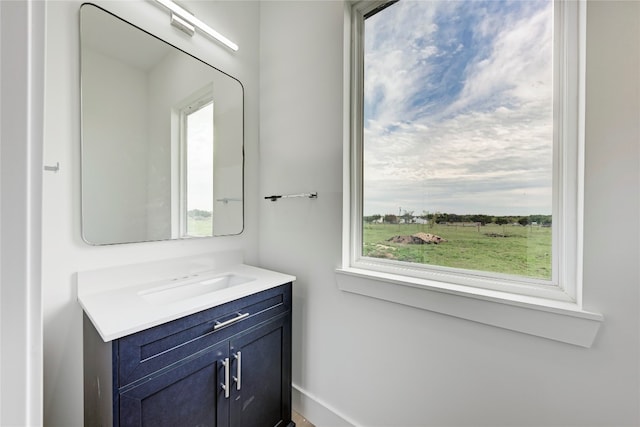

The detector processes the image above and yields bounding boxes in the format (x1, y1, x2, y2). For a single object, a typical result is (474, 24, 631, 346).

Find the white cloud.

(363, 0, 554, 216)
(444, 3, 552, 116)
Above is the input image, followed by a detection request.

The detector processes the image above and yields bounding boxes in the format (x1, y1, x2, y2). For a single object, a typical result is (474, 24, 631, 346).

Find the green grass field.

(187, 217, 213, 237)
(363, 222, 552, 280)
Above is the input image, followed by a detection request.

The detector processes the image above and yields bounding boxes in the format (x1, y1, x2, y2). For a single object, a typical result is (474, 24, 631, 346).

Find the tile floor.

(292, 410, 315, 427)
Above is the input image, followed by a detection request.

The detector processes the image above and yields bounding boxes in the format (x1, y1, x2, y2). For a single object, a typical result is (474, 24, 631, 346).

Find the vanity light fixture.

(154, 0, 239, 51)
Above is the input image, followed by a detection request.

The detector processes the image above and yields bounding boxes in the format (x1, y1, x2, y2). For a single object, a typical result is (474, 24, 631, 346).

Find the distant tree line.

(188, 209, 212, 218)
(364, 212, 552, 226)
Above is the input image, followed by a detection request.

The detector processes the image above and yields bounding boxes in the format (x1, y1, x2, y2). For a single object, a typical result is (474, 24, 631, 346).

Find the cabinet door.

(228, 314, 292, 427)
(118, 341, 229, 427)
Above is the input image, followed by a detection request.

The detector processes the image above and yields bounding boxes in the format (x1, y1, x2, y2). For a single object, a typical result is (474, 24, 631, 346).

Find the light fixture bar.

(154, 0, 239, 51)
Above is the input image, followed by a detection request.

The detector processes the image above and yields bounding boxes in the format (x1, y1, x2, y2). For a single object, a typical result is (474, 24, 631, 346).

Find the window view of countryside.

(363, 213, 552, 280)
(362, 1, 554, 281)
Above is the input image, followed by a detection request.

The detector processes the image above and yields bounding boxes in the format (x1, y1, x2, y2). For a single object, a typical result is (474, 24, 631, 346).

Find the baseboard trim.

(292, 384, 357, 427)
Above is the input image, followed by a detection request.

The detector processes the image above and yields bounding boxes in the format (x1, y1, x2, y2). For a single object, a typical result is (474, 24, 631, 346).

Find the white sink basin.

(78, 260, 296, 341)
(138, 273, 255, 304)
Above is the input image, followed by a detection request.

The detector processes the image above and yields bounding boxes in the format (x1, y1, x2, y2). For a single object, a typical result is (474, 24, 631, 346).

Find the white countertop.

(78, 255, 295, 342)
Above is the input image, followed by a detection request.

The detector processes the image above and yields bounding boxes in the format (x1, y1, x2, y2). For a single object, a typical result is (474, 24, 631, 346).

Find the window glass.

(185, 101, 214, 237)
(362, 0, 553, 281)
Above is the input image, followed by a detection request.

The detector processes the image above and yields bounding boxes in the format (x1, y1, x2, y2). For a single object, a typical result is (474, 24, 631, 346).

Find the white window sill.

(335, 267, 603, 348)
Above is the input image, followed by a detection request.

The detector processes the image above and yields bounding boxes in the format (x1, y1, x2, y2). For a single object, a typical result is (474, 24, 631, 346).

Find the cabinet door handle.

(214, 312, 249, 330)
(233, 352, 242, 391)
(221, 357, 230, 398)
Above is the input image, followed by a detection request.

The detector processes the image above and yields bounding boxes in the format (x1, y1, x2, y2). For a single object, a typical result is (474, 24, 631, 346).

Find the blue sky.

(363, 0, 553, 216)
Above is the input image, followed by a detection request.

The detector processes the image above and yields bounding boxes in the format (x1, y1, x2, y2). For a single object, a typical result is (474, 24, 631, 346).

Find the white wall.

(82, 49, 150, 244)
(0, 1, 45, 425)
(258, 1, 640, 426)
(42, 1, 260, 425)
(146, 51, 176, 241)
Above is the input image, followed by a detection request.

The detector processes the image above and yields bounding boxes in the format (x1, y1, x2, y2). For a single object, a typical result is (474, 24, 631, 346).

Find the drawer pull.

(221, 357, 230, 398)
(214, 312, 249, 330)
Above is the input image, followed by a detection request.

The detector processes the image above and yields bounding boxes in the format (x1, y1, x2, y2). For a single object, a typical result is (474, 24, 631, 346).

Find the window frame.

(338, 0, 602, 346)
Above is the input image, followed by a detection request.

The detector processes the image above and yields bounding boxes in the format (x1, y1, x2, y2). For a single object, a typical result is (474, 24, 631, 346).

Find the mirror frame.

(79, 3, 245, 245)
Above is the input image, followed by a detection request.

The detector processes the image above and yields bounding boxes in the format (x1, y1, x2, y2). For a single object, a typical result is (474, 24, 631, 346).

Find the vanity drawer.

(116, 283, 291, 387)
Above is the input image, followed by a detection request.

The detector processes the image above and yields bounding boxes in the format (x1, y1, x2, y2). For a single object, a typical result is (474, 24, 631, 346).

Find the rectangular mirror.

(80, 3, 243, 245)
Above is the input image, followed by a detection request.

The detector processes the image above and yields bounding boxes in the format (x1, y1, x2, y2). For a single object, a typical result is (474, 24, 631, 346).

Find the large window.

(347, 0, 584, 302)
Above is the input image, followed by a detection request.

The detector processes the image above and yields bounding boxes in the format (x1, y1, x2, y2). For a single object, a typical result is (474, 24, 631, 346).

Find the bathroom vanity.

(79, 255, 295, 427)
(77, 3, 290, 424)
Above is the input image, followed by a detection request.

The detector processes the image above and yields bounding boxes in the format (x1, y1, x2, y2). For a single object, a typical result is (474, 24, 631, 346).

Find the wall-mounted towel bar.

(216, 198, 243, 204)
(264, 192, 318, 202)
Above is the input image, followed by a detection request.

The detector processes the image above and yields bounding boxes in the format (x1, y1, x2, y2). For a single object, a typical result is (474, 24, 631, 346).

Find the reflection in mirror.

(80, 3, 243, 245)
(183, 90, 214, 237)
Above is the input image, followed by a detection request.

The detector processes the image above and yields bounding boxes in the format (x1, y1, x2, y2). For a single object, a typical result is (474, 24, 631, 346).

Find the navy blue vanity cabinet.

(229, 314, 292, 427)
(83, 283, 294, 427)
